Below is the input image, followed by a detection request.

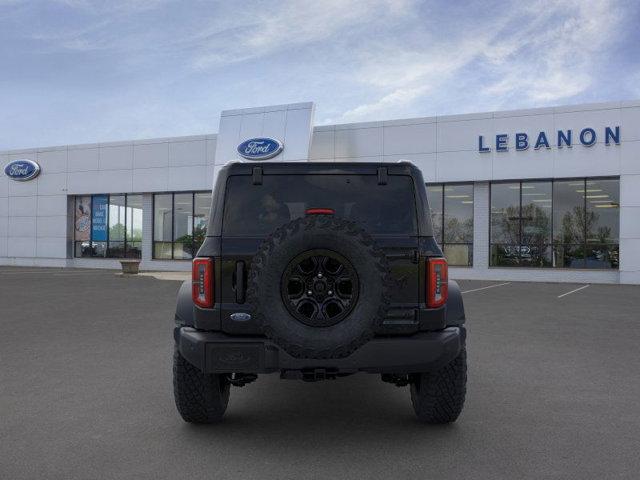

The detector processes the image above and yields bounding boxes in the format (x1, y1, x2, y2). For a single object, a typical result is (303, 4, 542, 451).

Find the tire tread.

(173, 349, 230, 423)
(410, 346, 467, 424)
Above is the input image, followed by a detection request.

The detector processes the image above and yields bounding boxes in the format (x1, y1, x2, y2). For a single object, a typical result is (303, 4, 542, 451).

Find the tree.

(492, 203, 551, 266)
(109, 223, 125, 241)
(557, 205, 605, 244)
(443, 217, 473, 243)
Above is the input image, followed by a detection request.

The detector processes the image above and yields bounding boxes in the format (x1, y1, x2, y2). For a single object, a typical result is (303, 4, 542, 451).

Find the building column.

(473, 181, 490, 271)
(619, 174, 640, 284)
(141, 193, 153, 263)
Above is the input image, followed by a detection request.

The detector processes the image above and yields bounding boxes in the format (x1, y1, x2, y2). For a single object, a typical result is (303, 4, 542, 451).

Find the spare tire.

(246, 215, 391, 359)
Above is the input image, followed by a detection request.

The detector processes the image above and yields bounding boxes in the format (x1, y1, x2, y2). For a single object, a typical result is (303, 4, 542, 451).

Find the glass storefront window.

(126, 195, 143, 258)
(427, 183, 473, 266)
(585, 178, 619, 269)
(490, 182, 520, 267)
(153, 194, 173, 259)
(491, 178, 619, 269)
(193, 193, 211, 255)
(173, 193, 193, 260)
(108, 195, 126, 258)
(426, 185, 443, 243)
(553, 180, 586, 268)
(586, 179, 619, 242)
(520, 181, 552, 267)
(152, 191, 212, 260)
(553, 180, 585, 245)
(73, 193, 143, 259)
(74, 196, 91, 257)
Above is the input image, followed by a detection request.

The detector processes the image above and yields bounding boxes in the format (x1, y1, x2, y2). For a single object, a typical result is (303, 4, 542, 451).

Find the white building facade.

(1, 100, 639, 284)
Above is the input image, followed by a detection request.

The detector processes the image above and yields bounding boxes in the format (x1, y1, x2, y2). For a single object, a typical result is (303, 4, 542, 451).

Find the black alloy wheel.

(281, 249, 359, 327)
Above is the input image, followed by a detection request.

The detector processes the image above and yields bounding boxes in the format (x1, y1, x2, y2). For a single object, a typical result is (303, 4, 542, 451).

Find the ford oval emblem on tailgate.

(230, 312, 252, 322)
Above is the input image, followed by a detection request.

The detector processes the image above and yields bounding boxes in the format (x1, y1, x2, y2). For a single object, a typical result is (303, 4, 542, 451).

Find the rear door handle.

(235, 261, 245, 303)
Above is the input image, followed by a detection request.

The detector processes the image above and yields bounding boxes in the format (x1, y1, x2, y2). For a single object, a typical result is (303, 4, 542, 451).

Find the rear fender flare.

(445, 280, 465, 326)
(175, 280, 195, 327)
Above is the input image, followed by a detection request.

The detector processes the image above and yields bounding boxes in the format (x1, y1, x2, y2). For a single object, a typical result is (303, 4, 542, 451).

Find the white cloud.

(338, 36, 493, 121)
(335, 0, 625, 122)
(629, 70, 640, 98)
(52, 0, 170, 13)
(339, 85, 429, 121)
(0, 0, 634, 149)
(190, 0, 413, 69)
(481, 0, 621, 105)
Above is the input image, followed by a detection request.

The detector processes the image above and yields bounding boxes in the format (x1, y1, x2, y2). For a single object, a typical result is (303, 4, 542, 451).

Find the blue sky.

(1, 0, 639, 150)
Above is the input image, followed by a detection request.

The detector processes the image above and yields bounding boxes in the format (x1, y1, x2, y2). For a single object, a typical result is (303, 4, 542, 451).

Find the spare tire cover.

(247, 215, 391, 359)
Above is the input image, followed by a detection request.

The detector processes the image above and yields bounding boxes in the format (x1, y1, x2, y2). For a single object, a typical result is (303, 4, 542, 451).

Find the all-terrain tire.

(173, 348, 230, 423)
(410, 345, 467, 424)
(247, 214, 391, 359)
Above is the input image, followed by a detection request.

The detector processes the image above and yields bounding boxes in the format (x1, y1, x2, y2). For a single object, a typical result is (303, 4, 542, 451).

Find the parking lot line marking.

(557, 284, 590, 298)
(0, 271, 62, 275)
(51, 273, 114, 276)
(0, 270, 114, 276)
(461, 282, 511, 294)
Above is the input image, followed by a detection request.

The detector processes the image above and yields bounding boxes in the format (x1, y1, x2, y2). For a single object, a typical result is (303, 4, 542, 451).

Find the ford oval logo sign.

(237, 137, 283, 160)
(4, 159, 41, 182)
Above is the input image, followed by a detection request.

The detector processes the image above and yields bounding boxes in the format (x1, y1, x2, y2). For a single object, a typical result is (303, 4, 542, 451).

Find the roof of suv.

(219, 160, 423, 176)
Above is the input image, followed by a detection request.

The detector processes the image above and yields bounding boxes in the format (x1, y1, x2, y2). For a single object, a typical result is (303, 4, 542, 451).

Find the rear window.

(222, 174, 417, 235)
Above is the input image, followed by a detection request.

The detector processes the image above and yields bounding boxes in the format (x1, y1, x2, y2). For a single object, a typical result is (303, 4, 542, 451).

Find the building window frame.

(73, 193, 143, 259)
(426, 182, 474, 267)
(489, 176, 620, 269)
(152, 191, 212, 260)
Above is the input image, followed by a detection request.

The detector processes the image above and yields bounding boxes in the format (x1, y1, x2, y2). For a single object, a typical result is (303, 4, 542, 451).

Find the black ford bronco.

(173, 161, 466, 423)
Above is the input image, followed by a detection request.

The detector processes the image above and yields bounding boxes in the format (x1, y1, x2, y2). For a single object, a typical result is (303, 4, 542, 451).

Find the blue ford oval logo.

(4, 159, 41, 182)
(237, 137, 283, 160)
(230, 312, 252, 322)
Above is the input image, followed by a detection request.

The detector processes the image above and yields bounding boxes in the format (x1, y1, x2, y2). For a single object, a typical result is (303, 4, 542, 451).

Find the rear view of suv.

(173, 162, 467, 423)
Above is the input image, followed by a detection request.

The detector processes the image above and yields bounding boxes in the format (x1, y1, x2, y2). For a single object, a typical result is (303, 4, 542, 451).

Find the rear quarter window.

(222, 174, 417, 236)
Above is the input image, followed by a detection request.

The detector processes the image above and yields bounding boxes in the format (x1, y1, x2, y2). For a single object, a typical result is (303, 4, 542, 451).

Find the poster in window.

(91, 195, 108, 242)
(75, 196, 91, 241)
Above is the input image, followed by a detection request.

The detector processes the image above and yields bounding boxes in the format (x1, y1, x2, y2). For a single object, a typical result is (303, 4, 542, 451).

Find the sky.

(1, 0, 639, 150)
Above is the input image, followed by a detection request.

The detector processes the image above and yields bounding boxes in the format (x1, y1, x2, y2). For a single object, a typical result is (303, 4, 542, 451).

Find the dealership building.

(1, 100, 639, 284)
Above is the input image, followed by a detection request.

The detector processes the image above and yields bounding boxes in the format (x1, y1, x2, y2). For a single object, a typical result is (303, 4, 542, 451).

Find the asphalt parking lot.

(1, 268, 639, 479)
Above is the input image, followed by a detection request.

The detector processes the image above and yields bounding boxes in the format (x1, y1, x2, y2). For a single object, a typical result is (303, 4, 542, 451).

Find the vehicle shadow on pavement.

(172, 372, 462, 438)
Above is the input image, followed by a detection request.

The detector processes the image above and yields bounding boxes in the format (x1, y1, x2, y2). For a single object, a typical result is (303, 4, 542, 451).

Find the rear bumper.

(175, 326, 465, 375)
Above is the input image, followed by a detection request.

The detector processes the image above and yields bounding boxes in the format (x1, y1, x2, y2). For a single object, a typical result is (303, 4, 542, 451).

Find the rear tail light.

(192, 257, 214, 308)
(427, 258, 448, 308)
